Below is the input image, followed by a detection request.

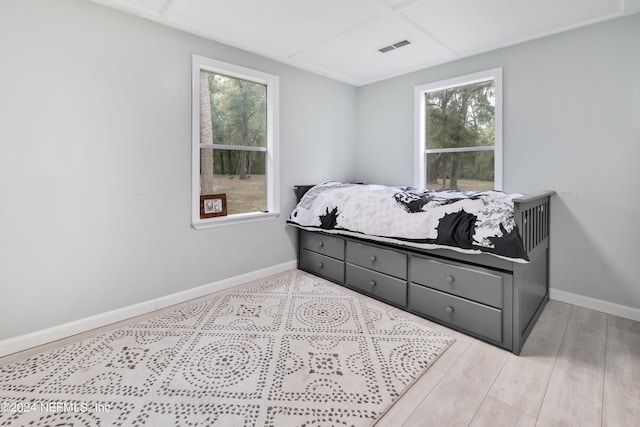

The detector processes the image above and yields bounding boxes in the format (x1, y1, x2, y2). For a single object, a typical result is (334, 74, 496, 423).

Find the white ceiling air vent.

(378, 39, 411, 53)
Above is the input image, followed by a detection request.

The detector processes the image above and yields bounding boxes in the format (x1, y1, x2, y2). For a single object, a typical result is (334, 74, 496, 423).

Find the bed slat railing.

(513, 191, 555, 257)
(522, 202, 548, 252)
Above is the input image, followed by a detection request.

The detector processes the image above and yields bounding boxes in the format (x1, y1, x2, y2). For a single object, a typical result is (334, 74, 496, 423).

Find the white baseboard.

(0, 261, 297, 358)
(550, 288, 640, 322)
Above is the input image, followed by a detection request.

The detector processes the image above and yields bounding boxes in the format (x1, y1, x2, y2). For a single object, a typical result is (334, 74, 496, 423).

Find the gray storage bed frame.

(293, 185, 554, 355)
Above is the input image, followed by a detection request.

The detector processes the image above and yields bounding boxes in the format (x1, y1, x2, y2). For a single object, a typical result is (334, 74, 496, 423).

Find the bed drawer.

(346, 264, 407, 307)
(300, 249, 344, 283)
(300, 230, 345, 260)
(410, 256, 503, 308)
(346, 241, 407, 279)
(409, 283, 502, 343)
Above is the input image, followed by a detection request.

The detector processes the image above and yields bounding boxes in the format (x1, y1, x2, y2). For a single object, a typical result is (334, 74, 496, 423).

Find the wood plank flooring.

(377, 300, 640, 427)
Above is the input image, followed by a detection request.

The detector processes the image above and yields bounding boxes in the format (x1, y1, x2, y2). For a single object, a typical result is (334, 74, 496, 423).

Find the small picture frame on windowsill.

(200, 194, 227, 218)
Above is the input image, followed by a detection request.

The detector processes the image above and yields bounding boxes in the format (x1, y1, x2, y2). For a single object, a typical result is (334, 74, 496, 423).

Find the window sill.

(192, 211, 280, 230)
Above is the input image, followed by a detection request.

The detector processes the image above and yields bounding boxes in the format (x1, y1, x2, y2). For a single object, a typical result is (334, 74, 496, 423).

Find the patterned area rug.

(0, 270, 453, 426)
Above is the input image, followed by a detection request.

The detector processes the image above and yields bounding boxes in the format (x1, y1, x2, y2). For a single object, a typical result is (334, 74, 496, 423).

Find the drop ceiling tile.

(294, 16, 457, 85)
(384, 0, 422, 9)
(624, 0, 640, 13)
(91, 0, 169, 15)
(405, 0, 623, 56)
(165, 0, 380, 58)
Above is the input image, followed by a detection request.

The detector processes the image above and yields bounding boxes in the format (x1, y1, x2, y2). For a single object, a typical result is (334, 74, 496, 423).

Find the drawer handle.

(446, 276, 455, 284)
(370, 255, 377, 263)
(318, 262, 324, 269)
(446, 306, 454, 314)
(370, 280, 376, 287)
(318, 241, 324, 248)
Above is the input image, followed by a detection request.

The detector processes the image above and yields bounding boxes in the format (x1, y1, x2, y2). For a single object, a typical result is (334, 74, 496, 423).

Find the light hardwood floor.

(378, 300, 640, 427)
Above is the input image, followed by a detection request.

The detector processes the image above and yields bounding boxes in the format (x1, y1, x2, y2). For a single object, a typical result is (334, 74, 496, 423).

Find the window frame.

(191, 55, 280, 229)
(414, 67, 503, 191)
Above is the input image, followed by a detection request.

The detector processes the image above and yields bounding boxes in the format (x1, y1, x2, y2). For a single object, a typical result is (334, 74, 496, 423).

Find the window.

(414, 68, 502, 191)
(192, 55, 279, 228)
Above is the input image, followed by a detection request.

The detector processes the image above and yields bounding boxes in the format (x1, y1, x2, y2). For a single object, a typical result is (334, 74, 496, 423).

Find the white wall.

(356, 14, 640, 310)
(0, 0, 356, 341)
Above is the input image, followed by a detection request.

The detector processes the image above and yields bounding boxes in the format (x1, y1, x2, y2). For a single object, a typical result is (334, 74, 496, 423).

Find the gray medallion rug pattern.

(0, 270, 454, 426)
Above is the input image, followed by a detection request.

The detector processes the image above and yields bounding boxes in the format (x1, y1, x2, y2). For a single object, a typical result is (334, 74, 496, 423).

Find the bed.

(288, 182, 554, 355)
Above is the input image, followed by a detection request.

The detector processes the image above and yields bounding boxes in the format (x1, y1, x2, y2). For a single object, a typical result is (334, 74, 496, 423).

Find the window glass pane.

(415, 68, 501, 191)
(425, 80, 495, 150)
(193, 55, 279, 226)
(200, 148, 266, 214)
(200, 71, 267, 148)
(426, 150, 494, 191)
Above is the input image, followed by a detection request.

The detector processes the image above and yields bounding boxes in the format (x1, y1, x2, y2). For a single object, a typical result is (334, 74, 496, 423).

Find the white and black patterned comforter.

(288, 182, 529, 262)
